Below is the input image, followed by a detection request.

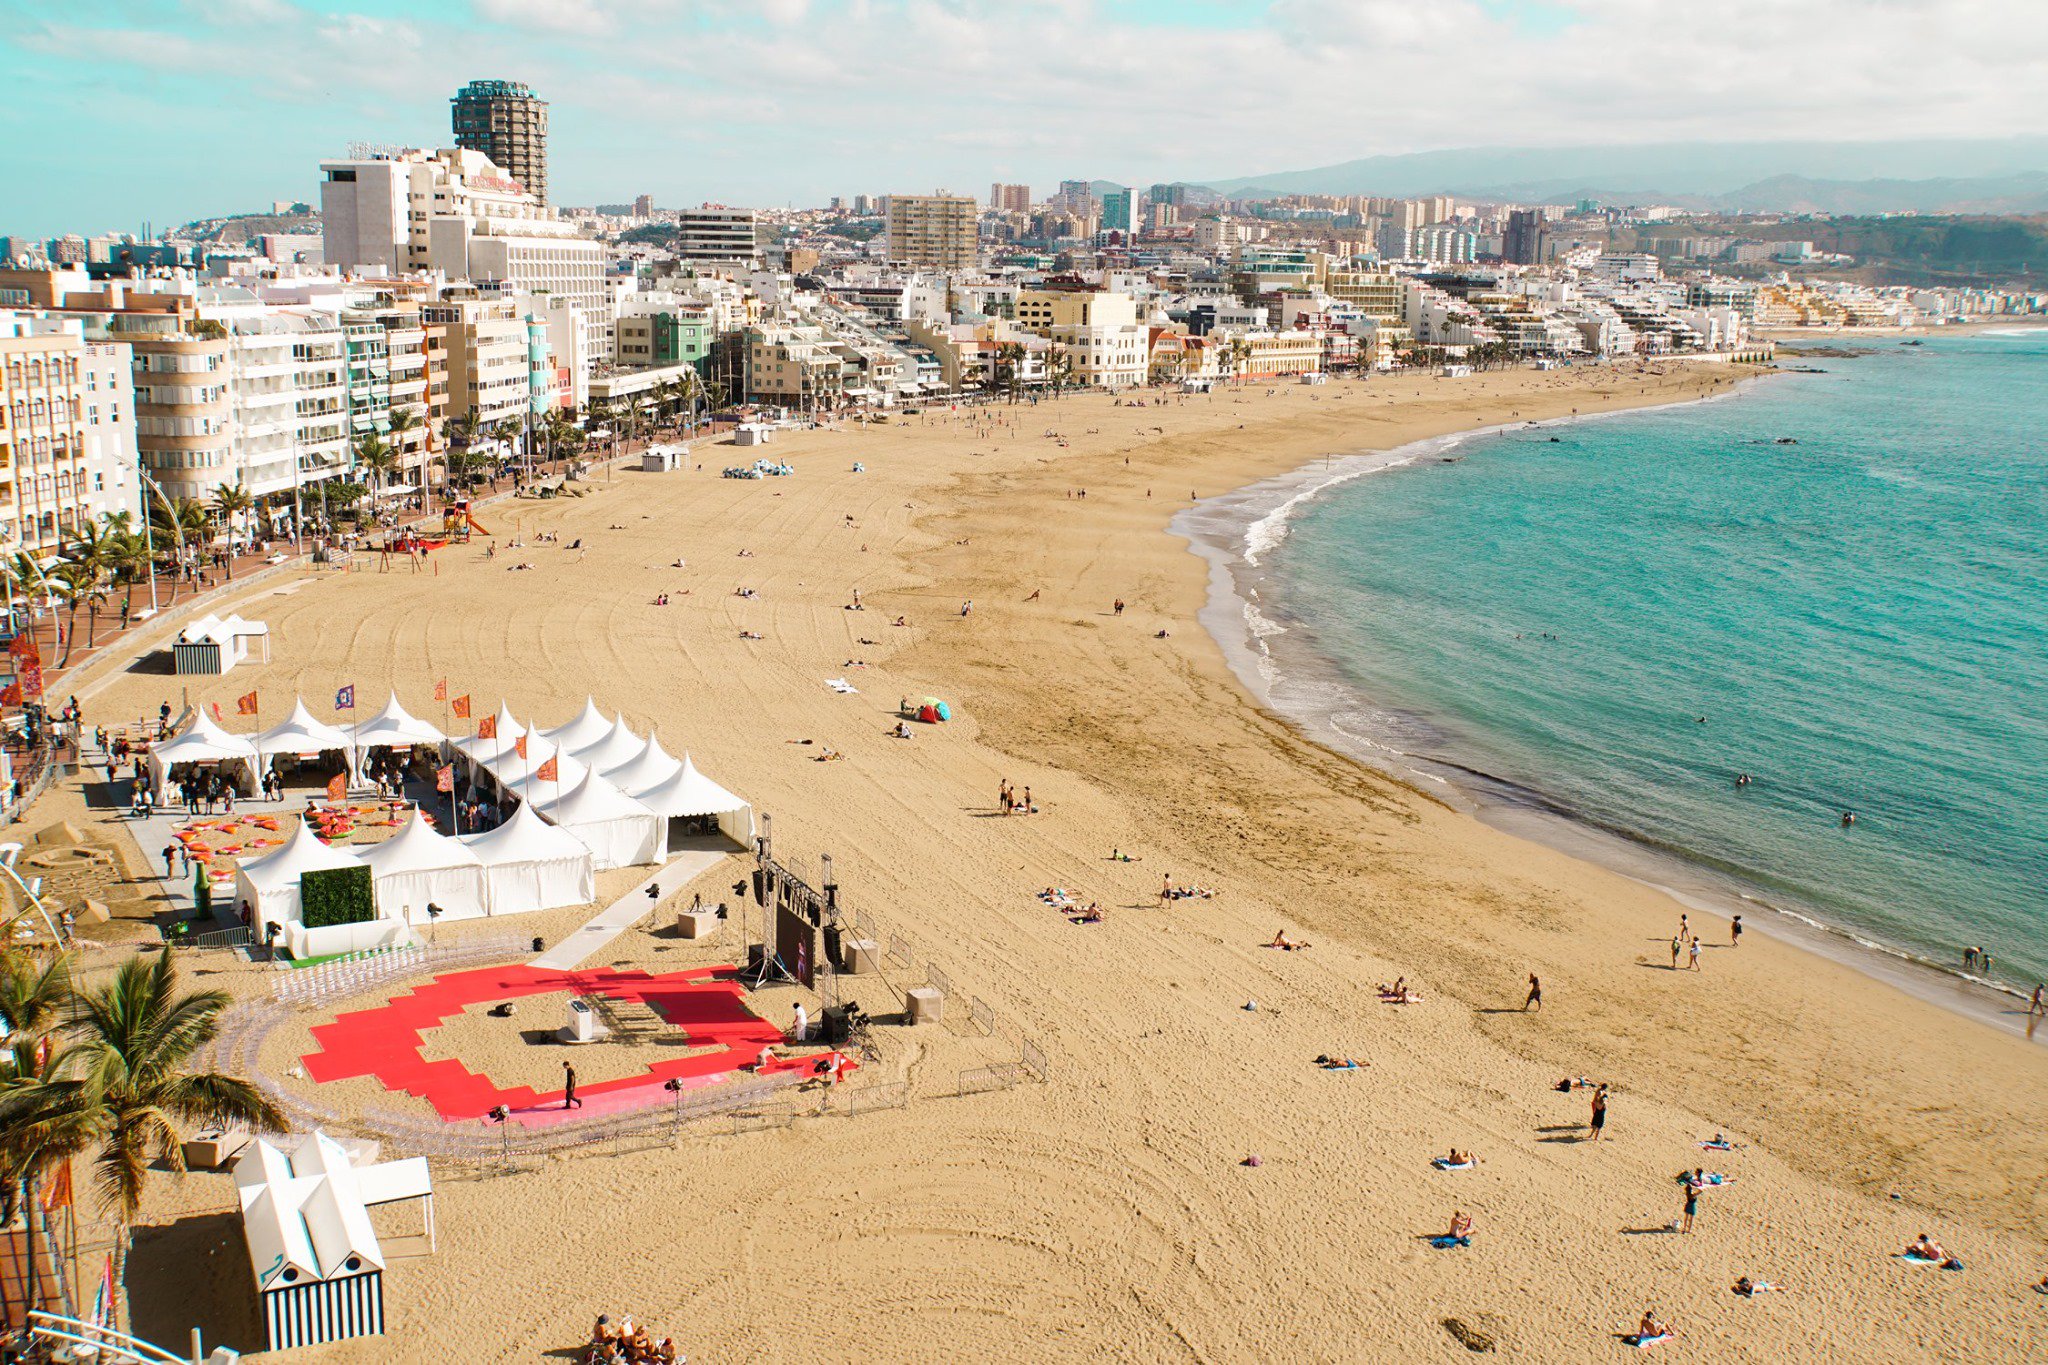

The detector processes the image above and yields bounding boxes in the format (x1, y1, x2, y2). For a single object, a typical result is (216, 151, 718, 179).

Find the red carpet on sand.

(303, 963, 789, 1121)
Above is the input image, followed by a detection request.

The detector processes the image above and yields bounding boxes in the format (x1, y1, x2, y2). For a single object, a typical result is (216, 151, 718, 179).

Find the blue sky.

(1, 0, 2040, 238)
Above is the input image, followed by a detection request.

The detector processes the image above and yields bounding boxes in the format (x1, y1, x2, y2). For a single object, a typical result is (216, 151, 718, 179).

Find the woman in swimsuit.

(1590, 1084, 1609, 1141)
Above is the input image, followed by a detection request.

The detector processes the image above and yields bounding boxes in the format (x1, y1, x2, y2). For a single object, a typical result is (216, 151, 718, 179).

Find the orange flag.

(42, 1162, 72, 1211)
(535, 756, 558, 782)
(452, 695, 472, 720)
(433, 679, 448, 702)
(236, 690, 259, 716)
(326, 772, 348, 802)
(476, 715, 497, 740)
(514, 734, 528, 760)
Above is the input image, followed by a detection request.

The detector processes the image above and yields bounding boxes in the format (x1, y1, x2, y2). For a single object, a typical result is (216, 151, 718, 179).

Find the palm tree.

(211, 483, 255, 581)
(106, 527, 153, 627)
(353, 432, 397, 496)
(149, 494, 211, 601)
(48, 561, 94, 665)
(63, 519, 117, 649)
(0, 944, 72, 1315)
(0, 950, 285, 1329)
(385, 404, 423, 487)
(1044, 343, 1073, 398)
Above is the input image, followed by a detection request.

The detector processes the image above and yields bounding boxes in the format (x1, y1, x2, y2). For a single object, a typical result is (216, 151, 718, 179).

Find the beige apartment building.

(0, 311, 139, 554)
(423, 297, 528, 435)
(743, 325, 844, 408)
(1015, 288, 1147, 389)
(885, 194, 978, 271)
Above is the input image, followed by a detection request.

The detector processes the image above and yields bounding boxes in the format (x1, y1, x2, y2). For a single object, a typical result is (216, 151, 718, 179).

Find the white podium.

(557, 996, 610, 1044)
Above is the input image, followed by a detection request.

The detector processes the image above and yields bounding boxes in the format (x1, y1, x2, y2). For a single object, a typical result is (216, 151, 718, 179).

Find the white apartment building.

(675, 207, 761, 266)
(0, 311, 139, 554)
(322, 147, 611, 371)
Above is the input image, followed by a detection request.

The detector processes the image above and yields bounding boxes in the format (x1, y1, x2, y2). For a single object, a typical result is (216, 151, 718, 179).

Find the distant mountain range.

(1198, 139, 2048, 215)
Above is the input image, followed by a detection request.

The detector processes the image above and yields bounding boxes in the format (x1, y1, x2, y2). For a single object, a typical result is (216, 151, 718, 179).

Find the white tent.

(486, 743, 588, 799)
(568, 716, 644, 773)
(255, 698, 360, 785)
(148, 709, 260, 799)
(625, 752, 755, 848)
(451, 704, 528, 770)
(540, 697, 612, 752)
(460, 799, 595, 915)
(599, 733, 681, 789)
(356, 810, 488, 924)
(350, 694, 446, 762)
(230, 818, 398, 958)
(535, 769, 662, 870)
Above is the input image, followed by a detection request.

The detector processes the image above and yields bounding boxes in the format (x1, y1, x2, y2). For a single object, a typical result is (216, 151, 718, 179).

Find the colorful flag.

(16, 660, 42, 700)
(91, 1253, 113, 1329)
(335, 684, 356, 711)
(236, 690, 259, 716)
(514, 734, 528, 760)
(451, 695, 471, 720)
(327, 772, 348, 802)
(435, 764, 454, 793)
(535, 756, 558, 782)
(41, 1162, 71, 1211)
(433, 678, 448, 702)
(209, 702, 223, 722)
(477, 715, 497, 740)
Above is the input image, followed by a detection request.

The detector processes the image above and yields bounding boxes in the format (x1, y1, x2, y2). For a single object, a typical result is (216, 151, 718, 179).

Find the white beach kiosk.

(231, 818, 409, 959)
(356, 810, 489, 925)
(235, 1130, 434, 1352)
(460, 799, 595, 915)
(148, 709, 261, 801)
(170, 612, 271, 675)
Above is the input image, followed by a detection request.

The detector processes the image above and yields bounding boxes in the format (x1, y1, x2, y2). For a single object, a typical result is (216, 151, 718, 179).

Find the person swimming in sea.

(1841, 810, 1856, 826)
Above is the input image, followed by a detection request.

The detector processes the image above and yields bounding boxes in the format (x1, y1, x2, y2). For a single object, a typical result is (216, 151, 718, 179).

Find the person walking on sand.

(2030, 983, 2045, 1017)
(1671, 935, 1683, 970)
(1589, 1084, 1608, 1141)
(1688, 936, 1702, 971)
(1524, 973, 1542, 1011)
(1681, 1181, 1699, 1233)
(562, 1061, 582, 1110)
(1114, 598, 1125, 616)
(1731, 914, 1743, 947)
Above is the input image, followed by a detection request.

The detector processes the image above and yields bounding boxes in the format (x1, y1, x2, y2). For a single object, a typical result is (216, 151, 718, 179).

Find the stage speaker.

(821, 1005, 852, 1044)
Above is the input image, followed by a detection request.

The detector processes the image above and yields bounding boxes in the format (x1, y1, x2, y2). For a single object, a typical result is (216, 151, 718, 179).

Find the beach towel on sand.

(1428, 1235, 1471, 1250)
(1899, 1253, 1963, 1270)
(1432, 1159, 1475, 1171)
(1624, 1333, 1672, 1348)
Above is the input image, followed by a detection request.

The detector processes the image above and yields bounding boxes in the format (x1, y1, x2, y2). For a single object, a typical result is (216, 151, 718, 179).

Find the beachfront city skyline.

(1, 2, 2045, 1361)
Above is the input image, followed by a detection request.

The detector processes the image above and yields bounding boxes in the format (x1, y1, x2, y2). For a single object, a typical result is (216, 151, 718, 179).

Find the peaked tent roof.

(255, 698, 355, 755)
(356, 809, 482, 874)
(236, 817, 364, 893)
(354, 694, 445, 747)
(627, 752, 750, 817)
(151, 707, 259, 764)
(235, 1131, 395, 1293)
(535, 767, 655, 824)
(601, 733, 681, 790)
(568, 716, 644, 771)
(540, 697, 612, 752)
(459, 797, 592, 867)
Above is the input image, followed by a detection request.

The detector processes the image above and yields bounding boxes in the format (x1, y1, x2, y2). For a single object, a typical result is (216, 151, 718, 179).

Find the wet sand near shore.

(58, 363, 2047, 1361)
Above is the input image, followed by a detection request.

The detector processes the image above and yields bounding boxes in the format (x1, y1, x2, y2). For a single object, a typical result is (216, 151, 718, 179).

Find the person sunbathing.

(1072, 903, 1103, 923)
(1443, 1149, 1472, 1167)
(1314, 1055, 1363, 1069)
(1445, 1211, 1473, 1242)
(1731, 1276, 1779, 1297)
(1268, 931, 1310, 950)
(1906, 1234, 1942, 1260)
(1380, 978, 1413, 1002)
(1636, 1310, 1670, 1341)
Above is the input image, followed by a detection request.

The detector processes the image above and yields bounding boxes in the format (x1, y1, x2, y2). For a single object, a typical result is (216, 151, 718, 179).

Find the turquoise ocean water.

(1263, 331, 2047, 989)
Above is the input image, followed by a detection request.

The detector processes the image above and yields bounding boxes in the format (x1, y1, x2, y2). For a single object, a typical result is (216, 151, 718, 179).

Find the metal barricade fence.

(957, 1063, 1024, 1097)
(1021, 1038, 1049, 1082)
(967, 995, 996, 1035)
(886, 935, 915, 970)
(926, 964, 953, 999)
